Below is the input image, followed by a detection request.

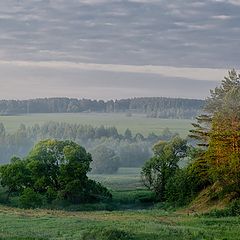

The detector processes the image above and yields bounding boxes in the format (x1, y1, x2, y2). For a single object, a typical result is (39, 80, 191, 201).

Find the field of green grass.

(89, 168, 143, 190)
(0, 167, 239, 239)
(0, 205, 239, 240)
(0, 113, 193, 137)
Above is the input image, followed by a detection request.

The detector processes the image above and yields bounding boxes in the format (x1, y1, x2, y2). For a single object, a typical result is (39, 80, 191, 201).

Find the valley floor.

(0, 205, 239, 240)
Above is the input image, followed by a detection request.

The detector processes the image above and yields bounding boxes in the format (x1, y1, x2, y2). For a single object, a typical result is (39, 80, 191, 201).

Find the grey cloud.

(0, 0, 239, 100)
(0, 0, 239, 67)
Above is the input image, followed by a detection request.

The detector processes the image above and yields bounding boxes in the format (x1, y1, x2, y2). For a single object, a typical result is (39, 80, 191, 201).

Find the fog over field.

(0, 0, 239, 99)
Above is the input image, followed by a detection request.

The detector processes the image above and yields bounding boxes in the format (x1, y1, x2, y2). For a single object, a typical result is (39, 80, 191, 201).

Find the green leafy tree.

(0, 140, 111, 206)
(0, 157, 31, 198)
(141, 136, 187, 201)
(91, 145, 120, 174)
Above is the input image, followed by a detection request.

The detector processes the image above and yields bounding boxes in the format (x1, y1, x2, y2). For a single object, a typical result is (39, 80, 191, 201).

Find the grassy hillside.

(0, 113, 192, 137)
(0, 205, 239, 240)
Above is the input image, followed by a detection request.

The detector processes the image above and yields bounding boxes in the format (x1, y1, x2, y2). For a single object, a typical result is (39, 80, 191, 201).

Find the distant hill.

(0, 97, 204, 119)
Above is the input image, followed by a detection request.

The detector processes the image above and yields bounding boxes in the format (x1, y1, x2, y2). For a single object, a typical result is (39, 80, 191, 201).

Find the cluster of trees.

(0, 140, 111, 208)
(190, 69, 240, 198)
(141, 137, 188, 201)
(142, 70, 240, 205)
(0, 121, 178, 173)
(0, 97, 203, 119)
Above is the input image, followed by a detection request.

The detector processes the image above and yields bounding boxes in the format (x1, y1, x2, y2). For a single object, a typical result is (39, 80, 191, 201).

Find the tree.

(190, 69, 240, 197)
(0, 157, 31, 198)
(141, 136, 187, 201)
(91, 145, 120, 174)
(0, 140, 111, 206)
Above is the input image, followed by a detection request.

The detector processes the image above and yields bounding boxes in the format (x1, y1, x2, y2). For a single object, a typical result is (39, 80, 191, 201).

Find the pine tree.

(190, 69, 240, 196)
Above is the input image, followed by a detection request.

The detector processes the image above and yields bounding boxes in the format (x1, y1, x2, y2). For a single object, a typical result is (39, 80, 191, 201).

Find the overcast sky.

(0, 0, 239, 100)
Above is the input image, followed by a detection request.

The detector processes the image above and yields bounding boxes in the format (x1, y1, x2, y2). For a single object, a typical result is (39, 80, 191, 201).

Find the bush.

(19, 188, 43, 209)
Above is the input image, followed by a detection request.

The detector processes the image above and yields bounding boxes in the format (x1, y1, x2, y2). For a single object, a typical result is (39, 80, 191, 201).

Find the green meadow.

(0, 168, 239, 240)
(0, 113, 193, 137)
(88, 168, 143, 190)
(0, 203, 239, 240)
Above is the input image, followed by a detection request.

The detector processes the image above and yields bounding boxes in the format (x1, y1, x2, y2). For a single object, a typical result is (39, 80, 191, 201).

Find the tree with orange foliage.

(191, 69, 240, 196)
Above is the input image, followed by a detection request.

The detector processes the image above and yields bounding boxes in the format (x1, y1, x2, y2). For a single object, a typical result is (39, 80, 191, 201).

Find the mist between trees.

(0, 122, 179, 173)
(0, 97, 203, 119)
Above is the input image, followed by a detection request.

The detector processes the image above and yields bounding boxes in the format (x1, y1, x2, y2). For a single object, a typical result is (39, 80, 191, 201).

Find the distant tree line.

(0, 97, 204, 119)
(0, 122, 178, 173)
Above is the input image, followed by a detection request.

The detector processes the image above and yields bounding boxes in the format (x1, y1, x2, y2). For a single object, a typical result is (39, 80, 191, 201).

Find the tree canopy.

(190, 69, 240, 198)
(0, 140, 111, 207)
(141, 136, 187, 201)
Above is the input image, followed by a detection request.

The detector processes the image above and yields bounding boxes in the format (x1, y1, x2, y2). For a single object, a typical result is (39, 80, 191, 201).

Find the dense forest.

(0, 97, 204, 119)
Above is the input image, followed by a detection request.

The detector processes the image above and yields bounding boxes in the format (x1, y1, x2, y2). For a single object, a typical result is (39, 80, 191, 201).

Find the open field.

(0, 169, 239, 239)
(0, 205, 239, 240)
(0, 113, 193, 137)
(89, 168, 143, 190)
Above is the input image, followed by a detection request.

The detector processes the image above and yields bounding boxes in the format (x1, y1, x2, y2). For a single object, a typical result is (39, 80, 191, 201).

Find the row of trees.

(0, 97, 203, 119)
(0, 121, 178, 173)
(142, 70, 240, 205)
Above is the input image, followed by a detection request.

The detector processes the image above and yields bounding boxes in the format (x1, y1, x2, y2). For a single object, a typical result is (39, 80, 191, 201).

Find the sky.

(0, 0, 239, 100)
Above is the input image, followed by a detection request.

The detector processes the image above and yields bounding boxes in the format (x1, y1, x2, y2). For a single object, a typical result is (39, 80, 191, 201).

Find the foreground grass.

(0, 205, 239, 240)
(0, 113, 192, 137)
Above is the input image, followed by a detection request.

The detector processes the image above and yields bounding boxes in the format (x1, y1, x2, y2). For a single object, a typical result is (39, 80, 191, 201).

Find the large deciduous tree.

(0, 139, 111, 205)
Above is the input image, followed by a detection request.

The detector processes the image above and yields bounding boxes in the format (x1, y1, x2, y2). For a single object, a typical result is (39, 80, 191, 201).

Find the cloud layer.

(0, 0, 239, 99)
(1, 0, 239, 67)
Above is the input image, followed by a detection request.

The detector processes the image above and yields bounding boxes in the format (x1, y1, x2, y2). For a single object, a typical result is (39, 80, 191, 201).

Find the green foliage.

(0, 157, 31, 195)
(19, 188, 43, 209)
(91, 145, 120, 174)
(0, 140, 111, 208)
(141, 136, 187, 201)
(165, 169, 192, 206)
(189, 69, 240, 201)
